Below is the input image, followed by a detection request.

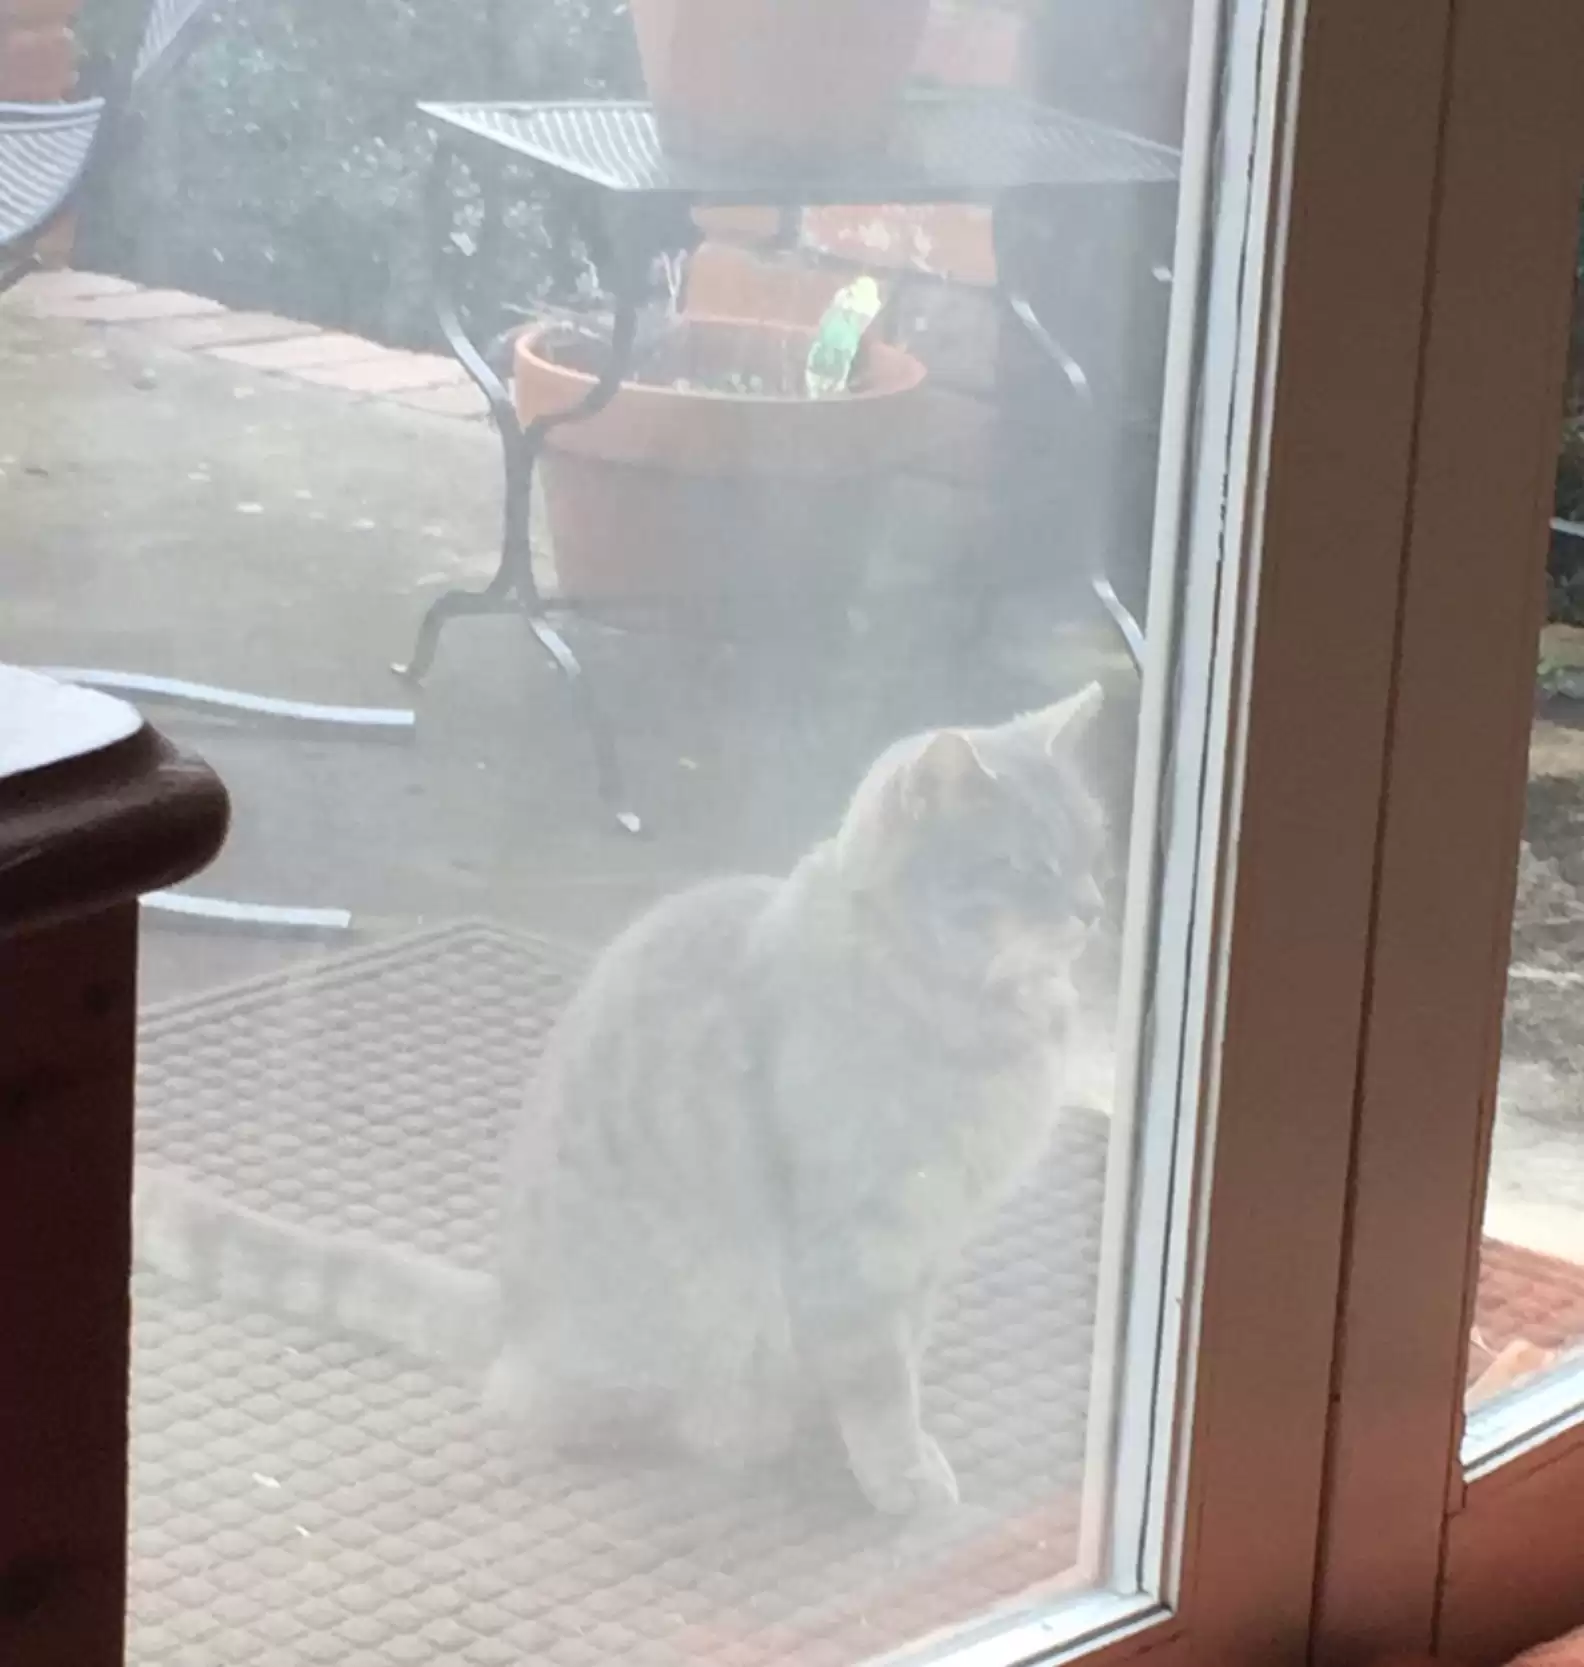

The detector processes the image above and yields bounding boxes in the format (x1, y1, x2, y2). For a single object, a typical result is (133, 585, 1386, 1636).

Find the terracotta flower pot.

(629, 0, 932, 163)
(514, 315, 928, 613)
(0, 0, 80, 22)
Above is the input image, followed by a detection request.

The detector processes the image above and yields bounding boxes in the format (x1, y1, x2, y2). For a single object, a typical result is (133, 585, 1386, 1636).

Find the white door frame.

(1312, 4, 1584, 1664)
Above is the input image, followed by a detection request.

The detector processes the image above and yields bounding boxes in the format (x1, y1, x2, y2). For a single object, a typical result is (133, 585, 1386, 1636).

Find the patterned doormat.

(130, 919, 1584, 1667)
(131, 921, 1108, 1667)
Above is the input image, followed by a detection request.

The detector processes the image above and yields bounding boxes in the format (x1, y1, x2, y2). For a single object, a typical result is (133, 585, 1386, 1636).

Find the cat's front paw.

(851, 1432, 959, 1515)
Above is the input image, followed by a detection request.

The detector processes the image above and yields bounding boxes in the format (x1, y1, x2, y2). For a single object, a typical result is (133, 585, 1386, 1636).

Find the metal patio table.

(401, 94, 1180, 832)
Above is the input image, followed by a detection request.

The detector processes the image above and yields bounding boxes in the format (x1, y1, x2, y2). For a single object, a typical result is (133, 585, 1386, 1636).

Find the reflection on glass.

(1, 0, 1213, 1658)
(1472, 255, 1584, 1415)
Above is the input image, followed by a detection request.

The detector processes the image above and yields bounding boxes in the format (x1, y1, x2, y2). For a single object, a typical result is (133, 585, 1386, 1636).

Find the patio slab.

(0, 281, 1130, 1001)
(4, 272, 1583, 1233)
(7, 271, 1584, 1658)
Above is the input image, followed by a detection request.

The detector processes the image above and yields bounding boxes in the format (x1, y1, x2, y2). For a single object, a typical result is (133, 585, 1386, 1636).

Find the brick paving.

(11, 270, 490, 422)
(32, 287, 226, 323)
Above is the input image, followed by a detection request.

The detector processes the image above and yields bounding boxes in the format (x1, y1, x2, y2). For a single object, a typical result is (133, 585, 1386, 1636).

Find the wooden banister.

(0, 665, 228, 1667)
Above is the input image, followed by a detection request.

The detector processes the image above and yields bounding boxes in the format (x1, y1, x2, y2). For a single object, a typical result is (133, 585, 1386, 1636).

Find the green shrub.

(80, 0, 637, 346)
(1547, 210, 1584, 625)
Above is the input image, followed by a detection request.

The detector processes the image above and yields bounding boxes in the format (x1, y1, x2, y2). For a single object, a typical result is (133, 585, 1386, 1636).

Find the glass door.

(1311, 4, 1584, 1664)
(0, 0, 1470, 1663)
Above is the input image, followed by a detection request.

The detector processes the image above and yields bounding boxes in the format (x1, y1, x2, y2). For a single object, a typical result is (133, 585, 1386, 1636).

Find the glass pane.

(6, 0, 1248, 1656)
(1469, 226, 1584, 1426)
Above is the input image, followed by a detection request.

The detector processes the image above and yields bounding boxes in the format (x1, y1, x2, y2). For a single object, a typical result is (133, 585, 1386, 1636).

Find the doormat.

(131, 920, 1107, 1667)
(131, 919, 1584, 1665)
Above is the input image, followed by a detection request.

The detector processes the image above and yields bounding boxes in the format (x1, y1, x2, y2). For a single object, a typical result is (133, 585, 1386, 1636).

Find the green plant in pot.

(628, 0, 934, 162)
(513, 276, 929, 622)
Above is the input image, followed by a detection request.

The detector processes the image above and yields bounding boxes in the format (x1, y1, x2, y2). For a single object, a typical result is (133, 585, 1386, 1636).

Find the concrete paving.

(5, 268, 1583, 1314)
(0, 276, 1127, 1001)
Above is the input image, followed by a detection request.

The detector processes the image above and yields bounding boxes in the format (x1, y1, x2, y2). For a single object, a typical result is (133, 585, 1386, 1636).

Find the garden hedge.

(79, 0, 637, 347)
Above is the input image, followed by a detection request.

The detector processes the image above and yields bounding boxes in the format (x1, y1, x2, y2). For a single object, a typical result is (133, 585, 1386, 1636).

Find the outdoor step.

(14, 268, 138, 305)
(31, 287, 226, 323)
(293, 353, 467, 396)
(130, 311, 319, 351)
(209, 332, 396, 372)
(389, 382, 488, 418)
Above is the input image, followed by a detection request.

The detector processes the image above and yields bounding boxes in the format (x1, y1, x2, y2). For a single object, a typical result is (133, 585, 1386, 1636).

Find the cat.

(136, 680, 1108, 1515)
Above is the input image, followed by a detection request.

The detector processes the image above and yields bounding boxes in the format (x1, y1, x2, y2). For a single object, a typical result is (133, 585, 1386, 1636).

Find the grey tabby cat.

(137, 681, 1106, 1515)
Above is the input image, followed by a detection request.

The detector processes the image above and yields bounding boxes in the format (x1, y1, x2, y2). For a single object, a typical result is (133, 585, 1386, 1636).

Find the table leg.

(993, 193, 1150, 673)
(389, 414, 534, 684)
(525, 614, 636, 833)
(392, 145, 536, 681)
(519, 275, 643, 834)
(394, 143, 643, 832)
(1000, 280, 1145, 674)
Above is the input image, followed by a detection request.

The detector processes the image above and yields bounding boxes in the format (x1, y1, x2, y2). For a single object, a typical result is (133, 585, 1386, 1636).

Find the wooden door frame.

(1312, 4, 1584, 1664)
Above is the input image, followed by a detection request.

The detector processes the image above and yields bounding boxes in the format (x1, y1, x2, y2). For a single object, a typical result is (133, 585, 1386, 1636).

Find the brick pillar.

(0, 0, 81, 99)
(1, 0, 86, 268)
(914, 0, 1027, 92)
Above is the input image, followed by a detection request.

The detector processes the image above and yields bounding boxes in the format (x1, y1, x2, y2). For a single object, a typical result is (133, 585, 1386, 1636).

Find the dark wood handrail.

(0, 664, 228, 1667)
(0, 667, 229, 940)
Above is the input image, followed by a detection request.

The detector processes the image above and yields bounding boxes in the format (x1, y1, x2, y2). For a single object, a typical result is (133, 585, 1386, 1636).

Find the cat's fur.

(136, 682, 1107, 1514)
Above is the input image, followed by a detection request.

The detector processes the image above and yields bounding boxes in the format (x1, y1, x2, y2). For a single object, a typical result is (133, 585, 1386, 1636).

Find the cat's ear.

(902, 730, 998, 820)
(1032, 681, 1104, 756)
